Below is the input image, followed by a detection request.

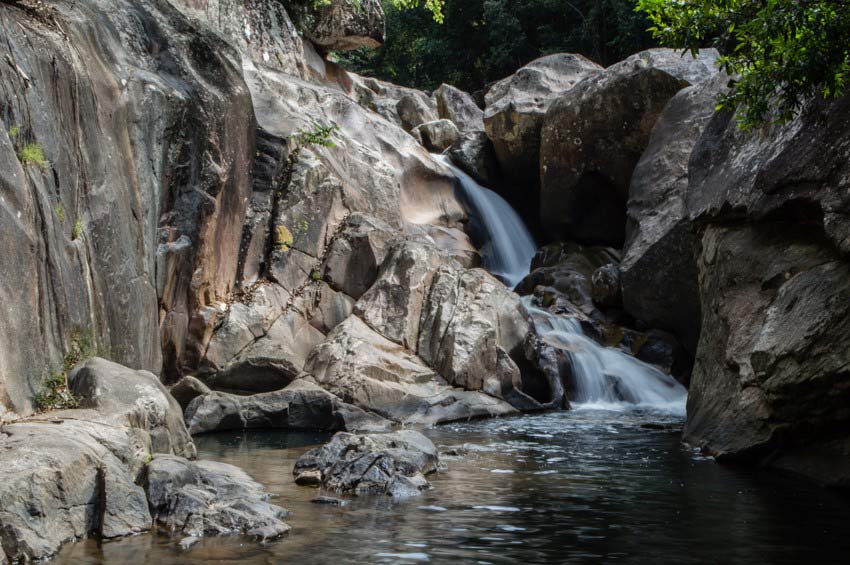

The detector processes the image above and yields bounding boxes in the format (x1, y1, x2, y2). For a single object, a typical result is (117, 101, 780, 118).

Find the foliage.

(294, 122, 340, 149)
(33, 330, 98, 413)
(19, 142, 48, 168)
(334, 0, 654, 92)
(637, 0, 850, 127)
(277, 224, 295, 252)
(7, 124, 20, 139)
(310, 268, 323, 281)
(72, 218, 85, 240)
(54, 204, 65, 222)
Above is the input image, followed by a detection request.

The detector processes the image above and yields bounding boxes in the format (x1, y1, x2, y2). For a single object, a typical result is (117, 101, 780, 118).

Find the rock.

(0, 355, 199, 561)
(312, 495, 348, 506)
(323, 214, 394, 300)
(0, 420, 152, 561)
(355, 239, 449, 350)
(591, 264, 622, 308)
(607, 48, 720, 85)
(295, 470, 324, 486)
(0, 0, 255, 414)
(69, 358, 195, 458)
(447, 131, 501, 186)
(682, 92, 850, 486)
(483, 54, 603, 193)
(184, 379, 390, 435)
(292, 431, 438, 497)
(144, 455, 290, 539)
(304, 316, 518, 424)
(397, 94, 439, 132)
(435, 84, 485, 132)
(411, 120, 461, 153)
(293, 0, 386, 51)
(170, 376, 212, 411)
(621, 73, 728, 354)
(539, 49, 719, 245)
(418, 267, 531, 404)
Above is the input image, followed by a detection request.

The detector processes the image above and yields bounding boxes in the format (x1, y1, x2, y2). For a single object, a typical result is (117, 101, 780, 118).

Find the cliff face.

(0, 0, 254, 416)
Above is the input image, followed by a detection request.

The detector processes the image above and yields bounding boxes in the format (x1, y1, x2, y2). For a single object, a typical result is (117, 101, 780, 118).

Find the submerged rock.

(184, 379, 390, 435)
(145, 455, 290, 539)
(293, 431, 439, 497)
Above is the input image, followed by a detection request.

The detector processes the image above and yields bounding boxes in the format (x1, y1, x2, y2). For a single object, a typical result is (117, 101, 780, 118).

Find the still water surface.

(57, 408, 850, 564)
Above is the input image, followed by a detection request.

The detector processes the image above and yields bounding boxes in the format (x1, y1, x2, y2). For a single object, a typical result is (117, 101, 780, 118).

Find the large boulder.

(68, 358, 195, 458)
(411, 119, 461, 153)
(435, 84, 485, 132)
(144, 455, 290, 539)
(539, 49, 718, 245)
(447, 131, 501, 186)
(293, 431, 439, 497)
(184, 379, 390, 435)
(0, 357, 197, 561)
(304, 316, 518, 424)
(293, 0, 386, 51)
(397, 94, 439, 132)
(683, 93, 850, 487)
(483, 54, 602, 190)
(621, 73, 728, 354)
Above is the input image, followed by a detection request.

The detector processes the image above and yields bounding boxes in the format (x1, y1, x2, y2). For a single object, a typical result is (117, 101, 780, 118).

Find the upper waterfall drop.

(441, 157, 537, 288)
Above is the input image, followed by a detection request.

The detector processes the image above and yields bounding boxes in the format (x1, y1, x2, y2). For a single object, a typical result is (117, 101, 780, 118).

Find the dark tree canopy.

(638, 0, 850, 127)
(334, 0, 655, 93)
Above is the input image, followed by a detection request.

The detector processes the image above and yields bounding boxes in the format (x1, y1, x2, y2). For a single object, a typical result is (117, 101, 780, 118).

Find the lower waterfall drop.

(525, 298, 687, 414)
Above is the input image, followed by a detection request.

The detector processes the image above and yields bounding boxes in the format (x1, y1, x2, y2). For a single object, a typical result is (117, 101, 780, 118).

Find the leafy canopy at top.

(637, 0, 850, 128)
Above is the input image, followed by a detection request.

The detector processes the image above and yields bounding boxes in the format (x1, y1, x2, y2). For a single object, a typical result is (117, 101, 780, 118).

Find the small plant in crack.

(72, 218, 85, 240)
(19, 142, 49, 169)
(54, 204, 65, 222)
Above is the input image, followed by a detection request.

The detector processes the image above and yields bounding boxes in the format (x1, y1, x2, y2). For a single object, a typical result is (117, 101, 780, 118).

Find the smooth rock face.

(184, 379, 390, 435)
(621, 74, 727, 354)
(397, 94, 439, 132)
(304, 316, 518, 424)
(293, 431, 439, 496)
(484, 54, 603, 187)
(435, 84, 485, 132)
(69, 358, 195, 458)
(145, 455, 290, 539)
(294, 0, 386, 51)
(411, 119, 461, 152)
(539, 48, 718, 245)
(0, 0, 254, 414)
(170, 376, 212, 411)
(683, 93, 850, 485)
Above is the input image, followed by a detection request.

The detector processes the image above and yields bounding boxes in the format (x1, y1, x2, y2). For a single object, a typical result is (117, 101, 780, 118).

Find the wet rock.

(591, 264, 622, 308)
(411, 119, 461, 152)
(144, 455, 290, 539)
(293, 0, 385, 51)
(397, 94, 439, 132)
(293, 431, 438, 497)
(170, 376, 212, 411)
(621, 74, 728, 354)
(447, 131, 501, 186)
(312, 495, 348, 506)
(484, 54, 602, 192)
(305, 316, 518, 424)
(435, 84, 485, 132)
(184, 379, 390, 435)
(539, 49, 718, 245)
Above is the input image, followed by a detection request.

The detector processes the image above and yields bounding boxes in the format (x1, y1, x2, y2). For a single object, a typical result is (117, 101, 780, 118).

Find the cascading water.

(525, 298, 687, 414)
(444, 156, 687, 414)
(441, 157, 537, 287)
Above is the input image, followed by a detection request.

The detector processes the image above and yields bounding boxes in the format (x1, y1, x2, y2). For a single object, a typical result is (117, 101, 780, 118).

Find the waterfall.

(441, 157, 537, 288)
(443, 156, 686, 414)
(525, 298, 687, 414)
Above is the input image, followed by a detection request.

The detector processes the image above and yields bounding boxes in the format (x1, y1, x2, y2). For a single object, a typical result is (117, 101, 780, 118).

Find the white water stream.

(446, 158, 687, 413)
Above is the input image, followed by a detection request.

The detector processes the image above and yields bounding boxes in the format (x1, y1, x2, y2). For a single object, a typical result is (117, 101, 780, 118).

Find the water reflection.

(56, 410, 850, 564)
